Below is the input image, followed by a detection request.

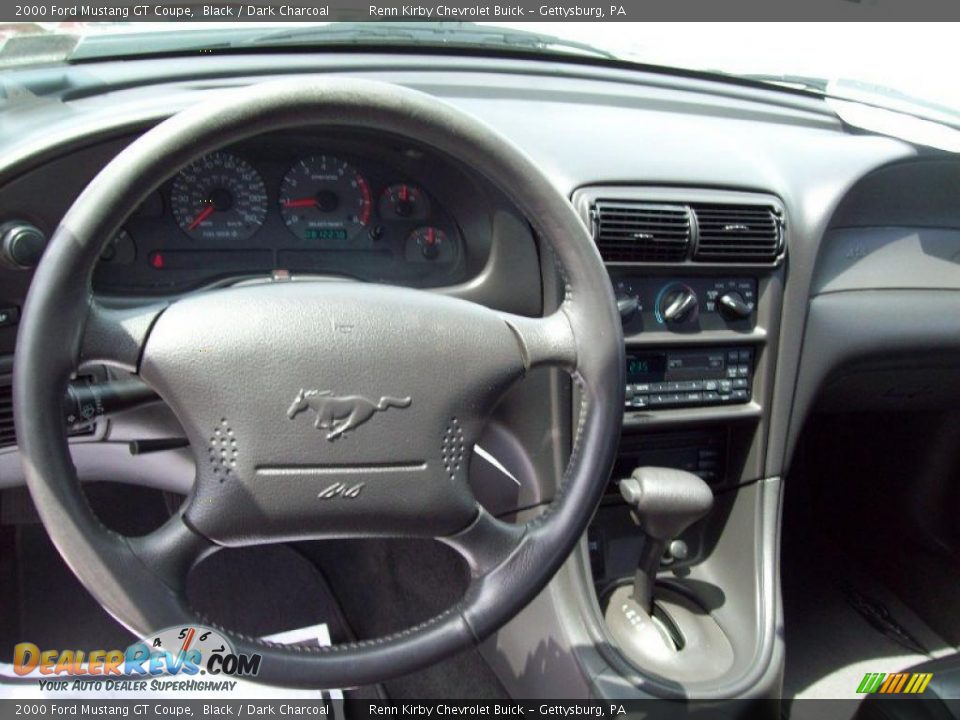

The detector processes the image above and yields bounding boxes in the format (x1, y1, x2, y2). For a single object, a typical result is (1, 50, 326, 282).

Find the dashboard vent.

(593, 202, 691, 262)
(692, 204, 782, 262)
(0, 381, 13, 450)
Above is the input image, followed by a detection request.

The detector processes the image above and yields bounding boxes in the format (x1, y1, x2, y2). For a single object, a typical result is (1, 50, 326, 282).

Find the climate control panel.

(613, 275, 757, 333)
(624, 346, 754, 411)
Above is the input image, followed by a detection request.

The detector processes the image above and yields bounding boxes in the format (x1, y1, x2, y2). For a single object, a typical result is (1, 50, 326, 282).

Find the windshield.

(2, 21, 959, 124)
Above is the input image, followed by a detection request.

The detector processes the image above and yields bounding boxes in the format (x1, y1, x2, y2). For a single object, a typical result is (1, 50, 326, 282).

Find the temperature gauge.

(406, 226, 454, 263)
(380, 184, 429, 221)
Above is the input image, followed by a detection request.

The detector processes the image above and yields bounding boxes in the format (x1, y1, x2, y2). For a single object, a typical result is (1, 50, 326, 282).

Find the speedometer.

(278, 155, 371, 242)
(171, 152, 268, 242)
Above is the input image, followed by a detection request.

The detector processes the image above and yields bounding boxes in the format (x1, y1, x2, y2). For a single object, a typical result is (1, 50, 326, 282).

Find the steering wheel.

(14, 79, 624, 688)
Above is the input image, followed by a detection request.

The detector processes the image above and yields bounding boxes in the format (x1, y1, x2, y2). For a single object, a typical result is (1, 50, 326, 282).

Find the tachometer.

(279, 155, 371, 242)
(171, 152, 268, 242)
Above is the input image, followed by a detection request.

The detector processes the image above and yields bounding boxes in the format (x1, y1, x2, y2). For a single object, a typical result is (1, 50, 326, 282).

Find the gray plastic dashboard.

(2, 53, 960, 700)
(2, 53, 943, 479)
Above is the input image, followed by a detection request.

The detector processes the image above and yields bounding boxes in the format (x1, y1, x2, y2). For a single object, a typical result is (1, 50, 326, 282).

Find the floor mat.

(187, 545, 352, 644)
(782, 533, 956, 703)
(297, 537, 510, 700)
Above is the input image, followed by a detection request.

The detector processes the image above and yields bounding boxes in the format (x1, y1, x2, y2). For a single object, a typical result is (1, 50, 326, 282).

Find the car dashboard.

(2, 52, 960, 701)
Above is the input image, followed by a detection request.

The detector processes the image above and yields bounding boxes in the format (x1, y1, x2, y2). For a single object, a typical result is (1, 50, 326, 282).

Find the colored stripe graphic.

(857, 673, 886, 693)
(857, 672, 934, 694)
(908, 673, 934, 694)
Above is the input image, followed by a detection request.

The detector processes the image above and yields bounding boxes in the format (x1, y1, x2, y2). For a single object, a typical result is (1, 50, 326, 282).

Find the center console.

(571, 186, 785, 694)
(480, 186, 786, 699)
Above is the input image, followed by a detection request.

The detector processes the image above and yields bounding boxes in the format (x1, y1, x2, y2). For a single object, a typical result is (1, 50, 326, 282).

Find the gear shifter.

(619, 467, 714, 612)
(604, 467, 732, 681)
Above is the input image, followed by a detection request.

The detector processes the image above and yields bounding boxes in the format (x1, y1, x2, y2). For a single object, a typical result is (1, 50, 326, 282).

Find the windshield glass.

(2, 21, 958, 123)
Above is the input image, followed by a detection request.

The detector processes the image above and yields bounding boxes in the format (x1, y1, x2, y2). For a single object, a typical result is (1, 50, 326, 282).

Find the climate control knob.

(659, 285, 699, 323)
(718, 291, 752, 320)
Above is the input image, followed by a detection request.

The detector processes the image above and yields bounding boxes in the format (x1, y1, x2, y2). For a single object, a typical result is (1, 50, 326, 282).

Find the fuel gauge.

(380, 184, 429, 221)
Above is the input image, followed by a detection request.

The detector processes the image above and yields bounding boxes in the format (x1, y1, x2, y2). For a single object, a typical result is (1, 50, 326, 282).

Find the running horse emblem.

(287, 389, 412, 441)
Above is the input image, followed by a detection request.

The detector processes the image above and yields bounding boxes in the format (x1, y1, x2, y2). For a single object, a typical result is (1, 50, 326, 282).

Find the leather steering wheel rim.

(13, 78, 625, 688)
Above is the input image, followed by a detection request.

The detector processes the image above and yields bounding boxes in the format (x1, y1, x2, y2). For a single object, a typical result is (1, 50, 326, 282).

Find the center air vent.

(692, 204, 782, 262)
(593, 202, 691, 262)
(0, 381, 14, 450)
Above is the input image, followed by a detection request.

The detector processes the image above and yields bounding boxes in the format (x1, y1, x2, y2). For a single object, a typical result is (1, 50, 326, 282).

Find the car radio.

(624, 346, 753, 410)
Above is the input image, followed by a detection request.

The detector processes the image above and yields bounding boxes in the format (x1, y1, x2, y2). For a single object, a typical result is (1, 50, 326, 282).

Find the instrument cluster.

(94, 140, 465, 294)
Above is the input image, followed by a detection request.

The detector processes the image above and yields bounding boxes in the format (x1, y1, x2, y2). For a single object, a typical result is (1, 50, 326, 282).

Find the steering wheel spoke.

(499, 309, 577, 372)
(80, 300, 167, 373)
(440, 509, 525, 578)
(127, 512, 218, 594)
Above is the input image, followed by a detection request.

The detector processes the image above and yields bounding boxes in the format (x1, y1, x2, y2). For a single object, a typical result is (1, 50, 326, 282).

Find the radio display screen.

(626, 353, 668, 383)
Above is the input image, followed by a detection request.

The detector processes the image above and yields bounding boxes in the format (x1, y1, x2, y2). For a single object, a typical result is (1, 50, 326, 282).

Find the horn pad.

(139, 281, 524, 545)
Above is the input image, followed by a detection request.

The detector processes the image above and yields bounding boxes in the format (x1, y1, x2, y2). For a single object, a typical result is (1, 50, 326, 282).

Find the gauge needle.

(282, 197, 317, 208)
(188, 205, 215, 230)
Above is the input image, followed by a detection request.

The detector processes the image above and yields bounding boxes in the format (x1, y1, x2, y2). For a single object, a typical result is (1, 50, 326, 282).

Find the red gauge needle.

(282, 197, 317, 209)
(188, 205, 215, 231)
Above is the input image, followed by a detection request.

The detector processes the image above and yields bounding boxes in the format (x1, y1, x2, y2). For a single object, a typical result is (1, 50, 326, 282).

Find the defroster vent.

(593, 202, 691, 262)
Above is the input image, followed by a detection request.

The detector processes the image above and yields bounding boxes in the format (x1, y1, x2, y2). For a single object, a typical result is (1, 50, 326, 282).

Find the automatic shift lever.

(619, 467, 714, 612)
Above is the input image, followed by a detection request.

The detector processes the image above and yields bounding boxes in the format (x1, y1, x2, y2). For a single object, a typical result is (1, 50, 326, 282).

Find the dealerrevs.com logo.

(13, 625, 262, 692)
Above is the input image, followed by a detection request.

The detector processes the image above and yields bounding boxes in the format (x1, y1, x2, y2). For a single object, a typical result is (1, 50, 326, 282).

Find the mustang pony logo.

(287, 389, 412, 440)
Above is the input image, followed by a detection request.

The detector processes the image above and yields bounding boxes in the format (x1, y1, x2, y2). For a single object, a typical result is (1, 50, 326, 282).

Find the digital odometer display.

(626, 353, 667, 383)
(304, 228, 349, 241)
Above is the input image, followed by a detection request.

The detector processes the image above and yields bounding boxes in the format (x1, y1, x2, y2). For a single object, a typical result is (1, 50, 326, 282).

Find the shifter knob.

(619, 467, 713, 611)
(619, 467, 714, 540)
